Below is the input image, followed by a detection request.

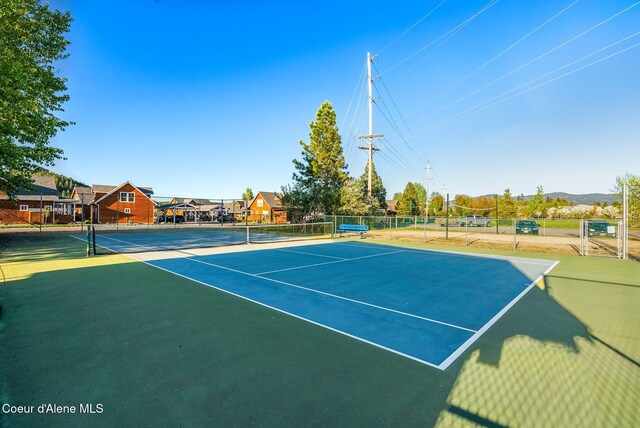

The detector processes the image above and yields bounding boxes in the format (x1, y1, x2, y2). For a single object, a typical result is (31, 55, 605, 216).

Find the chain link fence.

(326, 215, 638, 260)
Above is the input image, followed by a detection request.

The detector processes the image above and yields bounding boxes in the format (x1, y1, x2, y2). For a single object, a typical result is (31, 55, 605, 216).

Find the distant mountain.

(477, 192, 620, 205)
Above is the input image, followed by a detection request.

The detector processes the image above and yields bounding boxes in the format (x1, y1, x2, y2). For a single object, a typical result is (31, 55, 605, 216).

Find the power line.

(377, 0, 449, 55)
(416, 0, 583, 113)
(412, 0, 640, 128)
(380, 0, 501, 77)
(414, 36, 640, 135)
(373, 63, 429, 162)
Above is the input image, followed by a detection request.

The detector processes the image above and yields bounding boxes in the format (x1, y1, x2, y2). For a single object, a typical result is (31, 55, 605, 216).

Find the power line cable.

(414, 36, 640, 135)
(416, 0, 583, 113)
(380, 0, 501, 76)
(377, 0, 449, 55)
(412, 0, 640, 127)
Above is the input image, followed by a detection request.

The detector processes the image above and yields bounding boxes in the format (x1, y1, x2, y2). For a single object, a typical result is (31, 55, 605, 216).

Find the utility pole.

(424, 162, 432, 219)
(358, 52, 383, 204)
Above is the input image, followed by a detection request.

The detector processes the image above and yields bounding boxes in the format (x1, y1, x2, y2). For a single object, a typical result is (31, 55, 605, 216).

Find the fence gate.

(581, 220, 624, 258)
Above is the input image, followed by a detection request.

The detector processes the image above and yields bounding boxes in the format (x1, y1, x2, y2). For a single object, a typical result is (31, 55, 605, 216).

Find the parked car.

(461, 215, 492, 227)
(586, 220, 616, 238)
(516, 220, 539, 235)
(155, 215, 185, 224)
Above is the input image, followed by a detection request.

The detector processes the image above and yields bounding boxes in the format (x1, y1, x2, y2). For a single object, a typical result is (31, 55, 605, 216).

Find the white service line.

(333, 241, 559, 266)
(255, 250, 405, 275)
(184, 256, 477, 333)
(276, 248, 348, 260)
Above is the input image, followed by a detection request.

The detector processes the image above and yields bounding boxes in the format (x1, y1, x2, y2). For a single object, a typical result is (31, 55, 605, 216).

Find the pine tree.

(289, 101, 348, 215)
(528, 185, 544, 218)
(360, 162, 387, 209)
(500, 188, 517, 219)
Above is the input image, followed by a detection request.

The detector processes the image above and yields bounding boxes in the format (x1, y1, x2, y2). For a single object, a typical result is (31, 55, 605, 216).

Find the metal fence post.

(513, 218, 516, 252)
(623, 183, 629, 260)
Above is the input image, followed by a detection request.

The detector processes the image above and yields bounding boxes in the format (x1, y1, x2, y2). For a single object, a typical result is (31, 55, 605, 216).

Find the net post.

(92, 225, 96, 255)
(86, 224, 91, 257)
(246, 224, 250, 245)
(513, 218, 516, 252)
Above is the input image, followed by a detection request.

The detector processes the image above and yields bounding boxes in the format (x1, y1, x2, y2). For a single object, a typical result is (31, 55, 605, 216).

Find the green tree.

(360, 162, 387, 209)
(0, 1, 73, 199)
(396, 182, 421, 216)
(337, 177, 369, 216)
(289, 101, 347, 215)
(528, 185, 544, 218)
(613, 173, 640, 227)
(392, 192, 403, 200)
(242, 187, 253, 203)
(499, 188, 517, 219)
(429, 192, 444, 216)
(413, 182, 427, 215)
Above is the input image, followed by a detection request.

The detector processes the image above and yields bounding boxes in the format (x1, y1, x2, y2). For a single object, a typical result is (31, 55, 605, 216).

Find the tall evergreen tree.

(360, 162, 387, 209)
(0, 0, 73, 198)
(288, 101, 347, 215)
(499, 188, 517, 218)
(528, 185, 544, 218)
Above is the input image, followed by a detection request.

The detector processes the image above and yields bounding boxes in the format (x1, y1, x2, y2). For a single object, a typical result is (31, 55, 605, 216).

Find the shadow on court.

(435, 258, 640, 427)
(1, 235, 638, 427)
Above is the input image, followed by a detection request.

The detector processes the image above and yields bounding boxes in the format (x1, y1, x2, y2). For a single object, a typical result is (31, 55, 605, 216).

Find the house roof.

(92, 184, 116, 194)
(224, 200, 245, 209)
(252, 191, 283, 209)
(0, 175, 60, 201)
(386, 199, 398, 207)
(93, 181, 157, 205)
(190, 198, 213, 205)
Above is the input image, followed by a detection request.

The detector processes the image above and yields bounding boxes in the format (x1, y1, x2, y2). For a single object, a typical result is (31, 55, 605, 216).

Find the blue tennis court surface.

(95, 237, 558, 369)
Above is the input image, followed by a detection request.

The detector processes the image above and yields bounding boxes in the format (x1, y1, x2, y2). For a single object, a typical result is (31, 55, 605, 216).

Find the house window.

(257, 199, 263, 207)
(120, 192, 135, 202)
(124, 208, 131, 214)
(262, 210, 269, 216)
(19, 205, 28, 211)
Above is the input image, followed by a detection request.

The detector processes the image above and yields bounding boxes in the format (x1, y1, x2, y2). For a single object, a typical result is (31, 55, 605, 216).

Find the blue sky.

(50, 0, 640, 199)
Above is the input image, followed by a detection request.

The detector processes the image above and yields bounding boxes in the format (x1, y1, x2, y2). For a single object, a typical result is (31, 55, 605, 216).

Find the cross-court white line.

(184, 256, 477, 333)
(276, 248, 348, 260)
(98, 234, 159, 251)
(133, 259, 444, 370)
(437, 260, 561, 370)
(255, 250, 405, 275)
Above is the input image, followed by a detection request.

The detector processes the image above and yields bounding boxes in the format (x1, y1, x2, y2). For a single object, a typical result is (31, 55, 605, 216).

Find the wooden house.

(71, 182, 155, 224)
(0, 175, 75, 225)
(247, 191, 286, 224)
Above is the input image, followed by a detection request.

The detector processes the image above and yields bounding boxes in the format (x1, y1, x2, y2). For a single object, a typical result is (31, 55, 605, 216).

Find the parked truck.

(439, 214, 492, 227)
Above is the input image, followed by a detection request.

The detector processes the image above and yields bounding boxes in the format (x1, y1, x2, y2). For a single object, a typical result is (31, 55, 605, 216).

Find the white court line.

(333, 241, 558, 266)
(185, 256, 477, 333)
(132, 259, 444, 370)
(276, 248, 348, 260)
(71, 234, 555, 369)
(437, 260, 561, 370)
(68, 235, 442, 369)
(255, 250, 405, 275)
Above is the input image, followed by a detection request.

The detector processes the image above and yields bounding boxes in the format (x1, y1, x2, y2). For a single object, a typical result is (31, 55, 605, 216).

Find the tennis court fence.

(325, 215, 638, 260)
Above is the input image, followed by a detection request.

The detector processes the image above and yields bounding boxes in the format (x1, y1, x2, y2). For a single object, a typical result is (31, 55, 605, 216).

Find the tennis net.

(91, 222, 333, 253)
